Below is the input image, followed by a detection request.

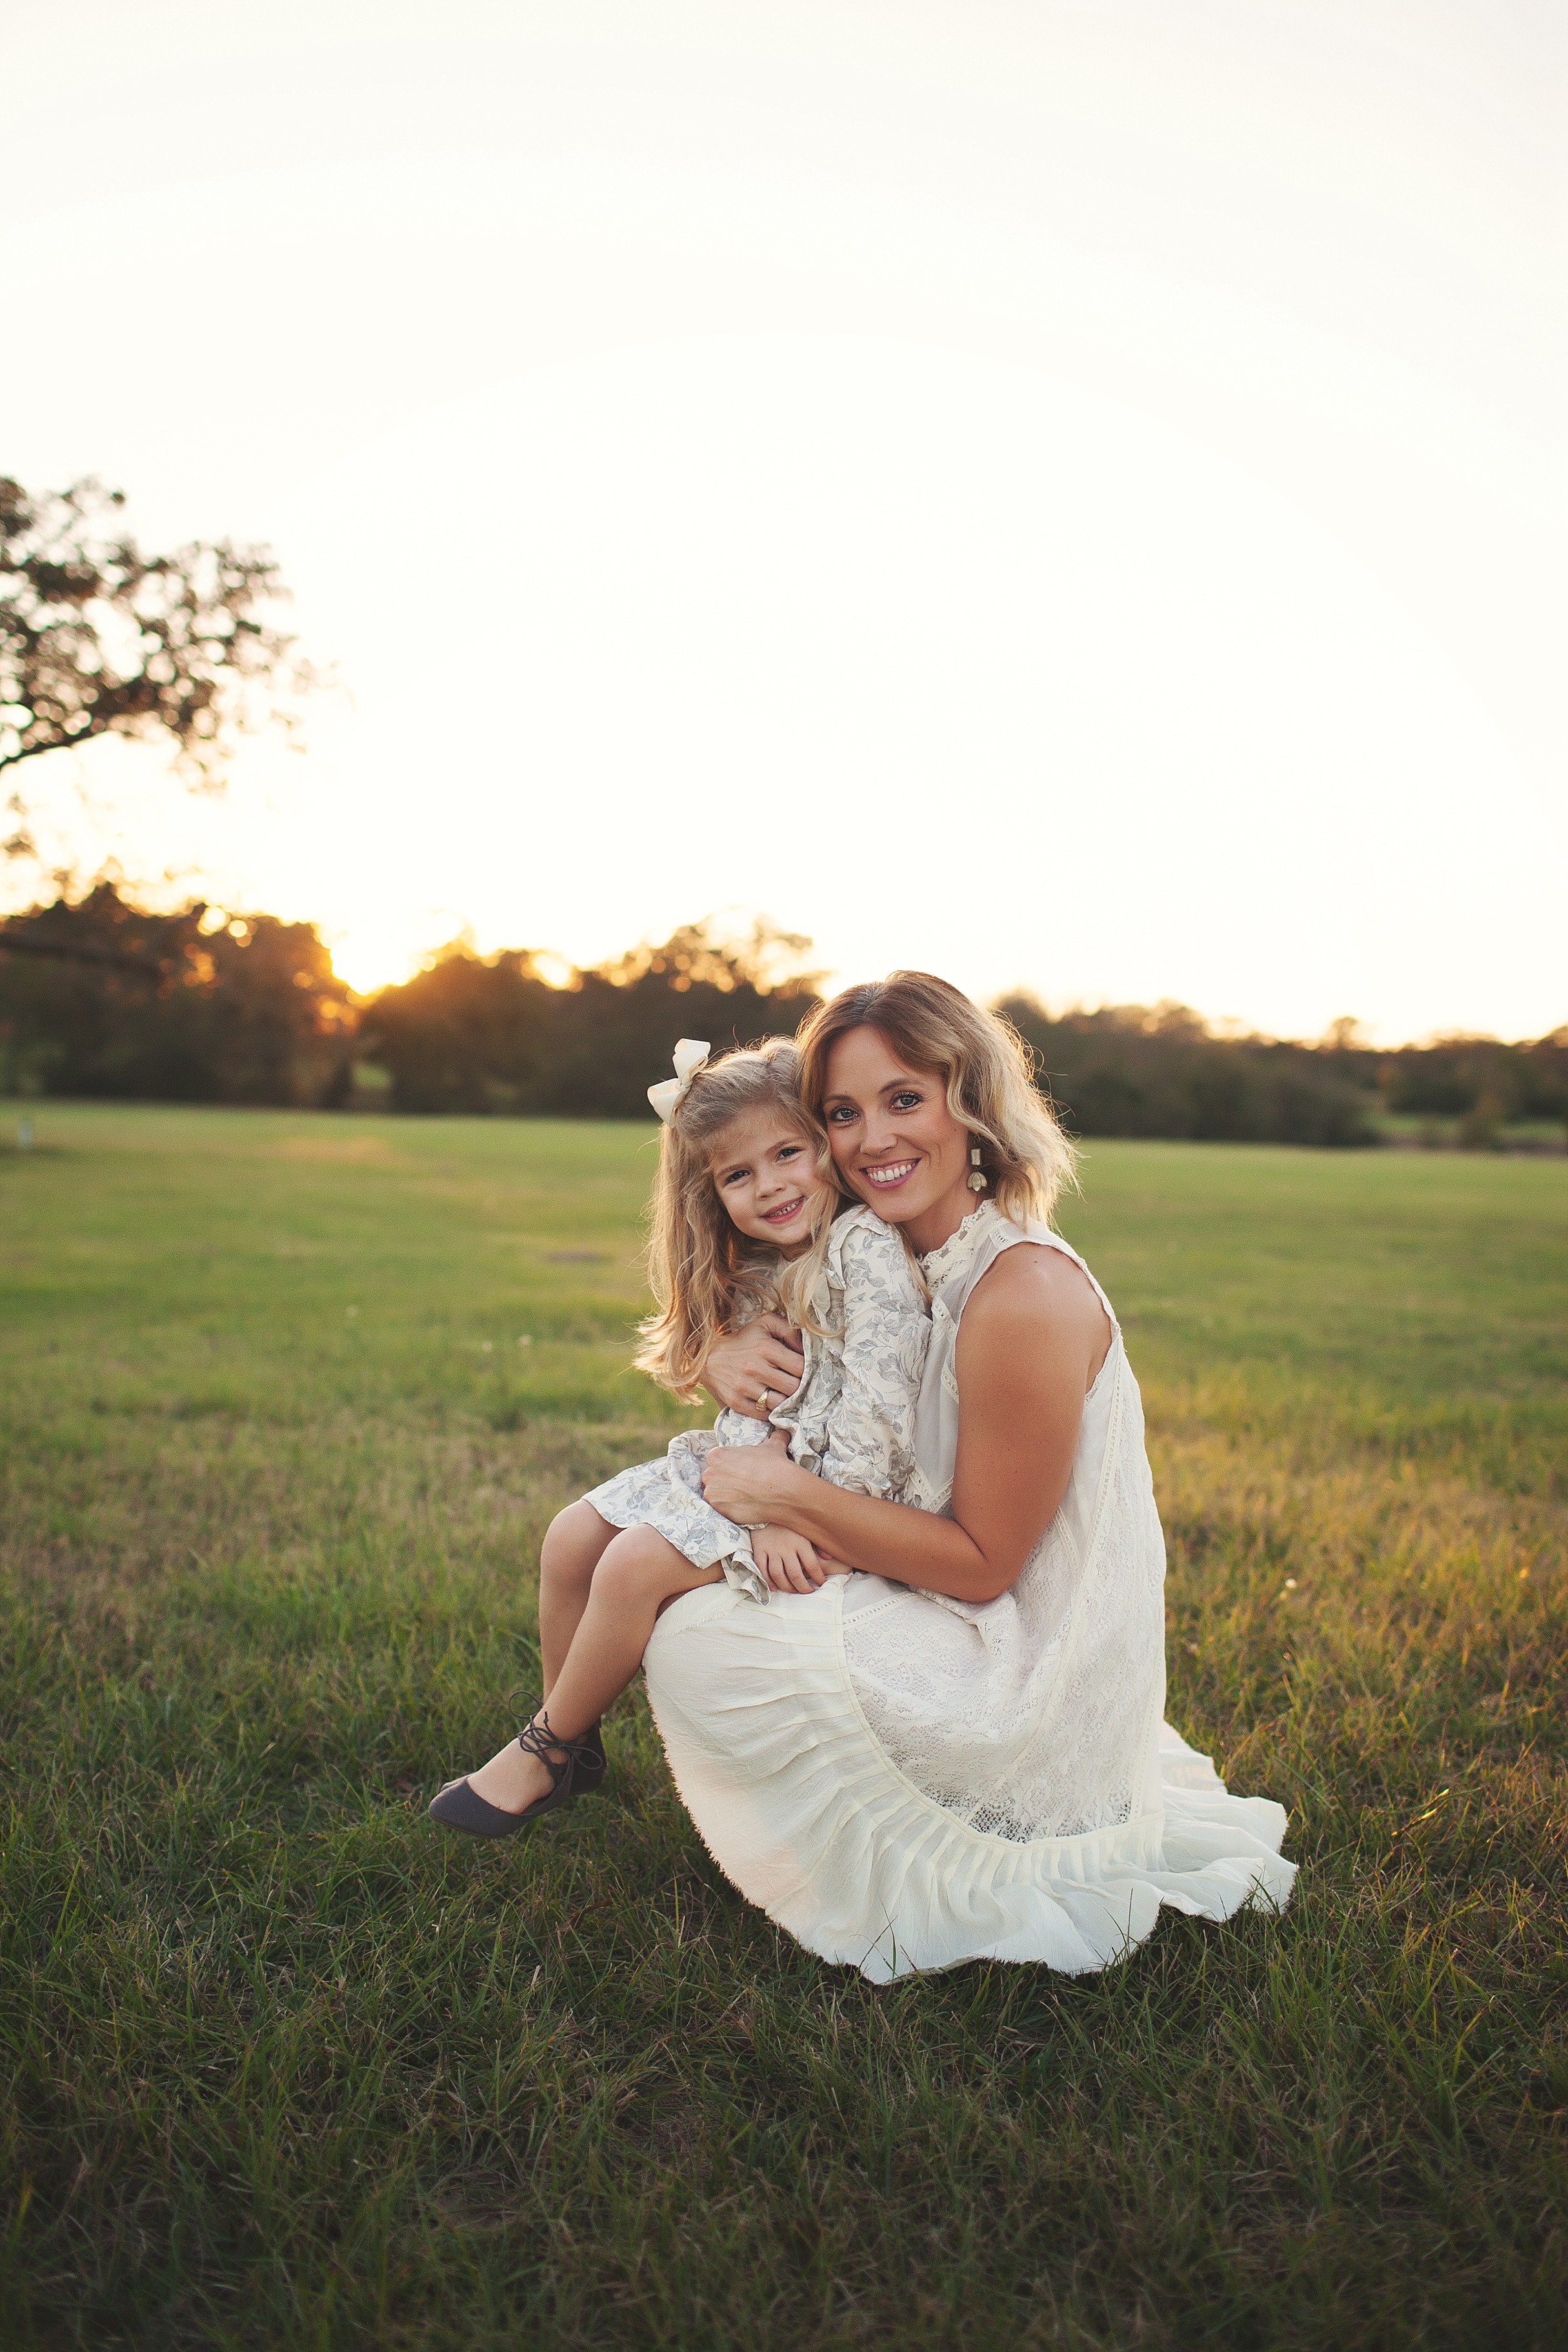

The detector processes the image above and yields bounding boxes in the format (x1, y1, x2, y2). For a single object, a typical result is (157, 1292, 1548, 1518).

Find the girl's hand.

(701, 1316, 806, 1418)
(703, 1427, 804, 1523)
(751, 1526, 827, 1593)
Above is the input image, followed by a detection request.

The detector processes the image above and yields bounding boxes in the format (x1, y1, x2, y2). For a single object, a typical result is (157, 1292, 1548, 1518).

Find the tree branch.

(0, 723, 108, 774)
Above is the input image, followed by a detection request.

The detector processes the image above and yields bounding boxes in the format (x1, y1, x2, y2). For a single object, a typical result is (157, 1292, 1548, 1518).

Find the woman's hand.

(701, 1316, 806, 1418)
(702, 1245, 1113, 1606)
(703, 1427, 812, 1523)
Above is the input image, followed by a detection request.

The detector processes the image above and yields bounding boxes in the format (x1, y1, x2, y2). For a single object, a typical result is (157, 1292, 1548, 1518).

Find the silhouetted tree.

(1, 474, 312, 858)
(362, 919, 825, 1116)
(0, 886, 353, 1104)
(361, 949, 559, 1115)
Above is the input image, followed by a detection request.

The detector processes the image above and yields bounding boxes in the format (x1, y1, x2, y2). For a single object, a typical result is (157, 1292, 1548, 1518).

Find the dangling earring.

(967, 1143, 989, 1194)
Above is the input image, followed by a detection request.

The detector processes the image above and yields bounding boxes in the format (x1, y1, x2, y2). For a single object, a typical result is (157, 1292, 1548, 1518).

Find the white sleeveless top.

(841, 1201, 1166, 1842)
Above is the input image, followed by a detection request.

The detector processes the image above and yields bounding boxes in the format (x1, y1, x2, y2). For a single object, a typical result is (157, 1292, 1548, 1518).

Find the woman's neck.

(903, 1181, 985, 1257)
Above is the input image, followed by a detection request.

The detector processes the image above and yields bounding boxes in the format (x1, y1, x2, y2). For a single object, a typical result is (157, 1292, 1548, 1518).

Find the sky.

(3, 0, 1563, 1041)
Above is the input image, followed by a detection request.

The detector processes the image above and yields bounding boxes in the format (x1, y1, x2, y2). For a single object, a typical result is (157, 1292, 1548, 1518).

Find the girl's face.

(709, 1111, 829, 1256)
(821, 1025, 974, 1252)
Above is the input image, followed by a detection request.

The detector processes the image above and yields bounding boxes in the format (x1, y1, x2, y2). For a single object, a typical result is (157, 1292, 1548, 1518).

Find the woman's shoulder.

(962, 1229, 1115, 1365)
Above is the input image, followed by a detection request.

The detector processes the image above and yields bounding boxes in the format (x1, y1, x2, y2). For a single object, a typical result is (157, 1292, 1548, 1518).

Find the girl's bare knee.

(593, 1524, 691, 1607)
(541, 1500, 614, 1585)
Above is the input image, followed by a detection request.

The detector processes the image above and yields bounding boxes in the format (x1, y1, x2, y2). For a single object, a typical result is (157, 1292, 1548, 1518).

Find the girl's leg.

(538, 1501, 618, 1694)
(466, 1524, 721, 1815)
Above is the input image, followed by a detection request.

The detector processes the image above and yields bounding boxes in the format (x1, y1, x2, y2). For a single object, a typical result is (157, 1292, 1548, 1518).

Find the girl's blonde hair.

(795, 971, 1078, 1228)
(635, 1037, 837, 1400)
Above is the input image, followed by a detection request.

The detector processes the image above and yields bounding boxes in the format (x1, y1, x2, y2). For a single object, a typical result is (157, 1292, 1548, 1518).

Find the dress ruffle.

(645, 1577, 1296, 1982)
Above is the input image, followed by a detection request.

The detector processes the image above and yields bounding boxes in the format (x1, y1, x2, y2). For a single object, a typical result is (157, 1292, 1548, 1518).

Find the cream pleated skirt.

(643, 1576, 1296, 1983)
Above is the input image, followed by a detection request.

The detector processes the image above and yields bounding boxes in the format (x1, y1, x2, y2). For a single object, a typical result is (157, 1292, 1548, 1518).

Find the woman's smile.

(821, 1026, 976, 1251)
(859, 1157, 920, 1192)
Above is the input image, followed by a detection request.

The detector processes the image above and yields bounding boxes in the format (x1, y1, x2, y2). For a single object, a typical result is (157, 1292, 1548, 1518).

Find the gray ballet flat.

(427, 1709, 602, 1839)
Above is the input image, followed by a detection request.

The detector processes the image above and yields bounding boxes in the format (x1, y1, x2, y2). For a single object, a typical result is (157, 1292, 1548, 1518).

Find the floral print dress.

(583, 1203, 930, 1603)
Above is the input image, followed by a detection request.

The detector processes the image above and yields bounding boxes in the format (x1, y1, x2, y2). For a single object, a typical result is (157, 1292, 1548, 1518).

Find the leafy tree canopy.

(363, 918, 825, 1117)
(1, 475, 313, 858)
(598, 918, 825, 999)
(0, 884, 353, 1104)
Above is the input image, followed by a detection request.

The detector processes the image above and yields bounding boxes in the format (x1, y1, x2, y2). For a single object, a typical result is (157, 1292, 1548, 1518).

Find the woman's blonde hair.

(635, 1037, 838, 1400)
(795, 971, 1078, 1228)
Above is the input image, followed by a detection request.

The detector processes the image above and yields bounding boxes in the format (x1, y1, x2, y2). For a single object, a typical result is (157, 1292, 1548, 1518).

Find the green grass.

(1, 1103, 1564, 2350)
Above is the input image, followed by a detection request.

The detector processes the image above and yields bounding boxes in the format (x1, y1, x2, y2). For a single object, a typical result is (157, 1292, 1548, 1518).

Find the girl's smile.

(710, 1112, 829, 1254)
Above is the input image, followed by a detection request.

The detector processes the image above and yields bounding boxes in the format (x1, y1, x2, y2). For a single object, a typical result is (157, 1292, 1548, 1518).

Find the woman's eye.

(826, 1105, 856, 1124)
(890, 1091, 921, 1111)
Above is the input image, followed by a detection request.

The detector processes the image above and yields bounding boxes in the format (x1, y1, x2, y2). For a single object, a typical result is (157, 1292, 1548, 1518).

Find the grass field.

(1, 1103, 1564, 2350)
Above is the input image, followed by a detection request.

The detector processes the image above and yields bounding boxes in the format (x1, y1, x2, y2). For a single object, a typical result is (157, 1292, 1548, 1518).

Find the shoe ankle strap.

(516, 1707, 597, 1784)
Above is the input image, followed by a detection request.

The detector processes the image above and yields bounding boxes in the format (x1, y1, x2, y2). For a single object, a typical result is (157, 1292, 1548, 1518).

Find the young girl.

(428, 1035, 931, 1838)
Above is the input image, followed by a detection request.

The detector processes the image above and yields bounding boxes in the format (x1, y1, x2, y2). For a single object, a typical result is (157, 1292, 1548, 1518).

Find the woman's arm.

(700, 1247, 1110, 1603)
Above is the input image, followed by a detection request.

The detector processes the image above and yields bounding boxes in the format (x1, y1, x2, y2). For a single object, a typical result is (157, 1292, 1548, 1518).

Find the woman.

(645, 972, 1295, 1981)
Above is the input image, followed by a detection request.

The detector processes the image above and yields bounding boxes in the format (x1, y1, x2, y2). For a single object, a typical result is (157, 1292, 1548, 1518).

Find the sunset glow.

(4, 1, 1561, 1040)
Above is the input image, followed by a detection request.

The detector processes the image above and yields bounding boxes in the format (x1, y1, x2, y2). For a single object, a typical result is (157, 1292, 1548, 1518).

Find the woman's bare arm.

(699, 1316, 808, 1418)
(700, 1248, 1110, 1602)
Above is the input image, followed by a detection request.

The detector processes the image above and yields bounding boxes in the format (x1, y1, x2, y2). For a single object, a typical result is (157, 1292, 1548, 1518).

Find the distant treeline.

(3, 886, 1565, 1147)
(363, 923, 821, 1118)
(999, 1000, 1568, 1149)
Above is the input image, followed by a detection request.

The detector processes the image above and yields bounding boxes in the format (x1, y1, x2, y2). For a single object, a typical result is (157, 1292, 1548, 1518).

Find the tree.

(0, 885, 354, 1105)
(362, 918, 825, 1117)
(996, 994, 1380, 1147)
(1, 474, 313, 858)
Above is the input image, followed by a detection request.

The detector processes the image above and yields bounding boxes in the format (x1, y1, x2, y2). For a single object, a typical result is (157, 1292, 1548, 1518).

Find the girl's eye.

(719, 1168, 748, 1187)
(776, 1143, 801, 1162)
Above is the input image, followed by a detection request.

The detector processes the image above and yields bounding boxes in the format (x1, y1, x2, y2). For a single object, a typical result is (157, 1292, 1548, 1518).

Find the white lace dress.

(643, 1202, 1296, 1980)
(583, 1205, 930, 1605)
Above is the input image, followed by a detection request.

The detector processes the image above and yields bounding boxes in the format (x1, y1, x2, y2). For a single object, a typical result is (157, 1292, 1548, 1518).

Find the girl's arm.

(701, 1247, 1109, 1603)
(808, 1218, 930, 1500)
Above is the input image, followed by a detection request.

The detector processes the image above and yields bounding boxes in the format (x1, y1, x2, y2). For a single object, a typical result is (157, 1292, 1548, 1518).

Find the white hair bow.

(647, 1038, 711, 1122)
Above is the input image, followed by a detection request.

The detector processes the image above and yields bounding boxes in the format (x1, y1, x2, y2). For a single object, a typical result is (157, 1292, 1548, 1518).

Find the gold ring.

(756, 1386, 771, 1407)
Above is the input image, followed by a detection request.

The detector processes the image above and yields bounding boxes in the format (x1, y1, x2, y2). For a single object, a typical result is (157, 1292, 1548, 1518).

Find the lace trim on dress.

(918, 1201, 1008, 1289)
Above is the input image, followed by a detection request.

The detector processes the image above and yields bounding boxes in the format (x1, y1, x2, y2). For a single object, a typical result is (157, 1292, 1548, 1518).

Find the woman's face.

(821, 1026, 976, 1252)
